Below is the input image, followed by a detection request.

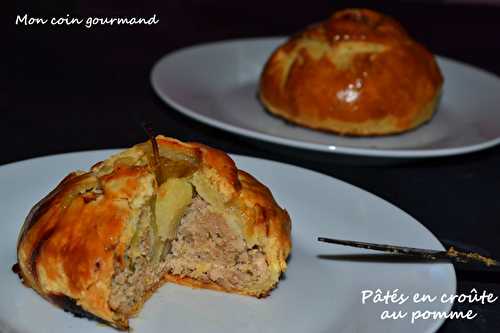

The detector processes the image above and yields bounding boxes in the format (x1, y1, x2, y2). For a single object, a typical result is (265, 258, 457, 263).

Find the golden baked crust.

(15, 135, 291, 330)
(259, 8, 443, 135)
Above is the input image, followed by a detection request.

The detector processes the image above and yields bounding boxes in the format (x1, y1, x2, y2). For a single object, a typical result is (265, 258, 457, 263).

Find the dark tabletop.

(9, 0, 500, 331)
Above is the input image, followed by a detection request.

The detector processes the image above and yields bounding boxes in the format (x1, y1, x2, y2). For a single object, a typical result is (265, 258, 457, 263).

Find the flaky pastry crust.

(15, 135, 291, 329)
(259, 8, 443, 135)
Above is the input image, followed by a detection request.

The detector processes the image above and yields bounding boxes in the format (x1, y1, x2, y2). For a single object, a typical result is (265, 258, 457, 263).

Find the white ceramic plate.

(0, 151, 455, 333)
(151, 37, 500, 158)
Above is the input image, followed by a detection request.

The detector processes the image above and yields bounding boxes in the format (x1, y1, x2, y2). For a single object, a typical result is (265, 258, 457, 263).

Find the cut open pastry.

(15, 136, 291, 330)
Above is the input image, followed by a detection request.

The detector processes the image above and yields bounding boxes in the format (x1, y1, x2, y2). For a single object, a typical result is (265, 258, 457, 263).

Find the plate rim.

(150, 36, 500, 158)
(0, 149, 457, 332)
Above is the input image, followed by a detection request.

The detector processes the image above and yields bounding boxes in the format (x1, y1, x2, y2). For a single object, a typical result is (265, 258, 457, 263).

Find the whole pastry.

(15, 135, 291, 330)
(259, 8, 443, 135)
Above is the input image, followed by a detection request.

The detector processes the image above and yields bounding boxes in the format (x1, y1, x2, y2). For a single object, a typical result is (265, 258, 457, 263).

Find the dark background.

(9, 0, 500, 331)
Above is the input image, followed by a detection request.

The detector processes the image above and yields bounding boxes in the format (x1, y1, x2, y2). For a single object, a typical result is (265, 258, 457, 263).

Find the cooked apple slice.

(155, 178, 193, 241)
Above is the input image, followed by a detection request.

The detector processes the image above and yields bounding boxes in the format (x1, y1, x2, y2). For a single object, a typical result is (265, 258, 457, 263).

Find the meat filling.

(108, 207, 161, 315)
(109, 195, 269, 316)
(163, 197, 270, 290)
